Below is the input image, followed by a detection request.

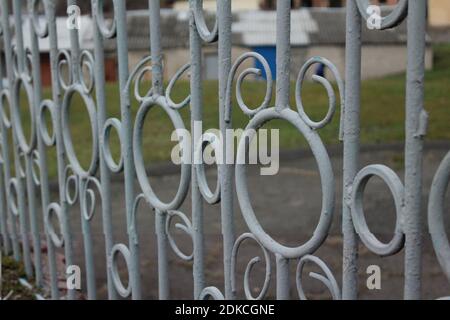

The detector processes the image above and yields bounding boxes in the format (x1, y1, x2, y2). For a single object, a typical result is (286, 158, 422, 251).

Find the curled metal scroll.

(351, 164, 405, 256)
(12, 46, 33, 82)
(428, 152, 450, 283)
(57, 49, 73, 91)
(296, 255, 341, 300)
(79, 50, 96, 94)
(38, 100, 57, 147)
(45, 203, 65, 249)
(295, 56, 345, 135)
(231, 233, 271, 300)
(166, 210, 194, 261)
(195, 132, 221, 205)
(101, 118, 124, 174)
(199, 287, 225, 300)
(31, 150, 42, 186)
(166, 63, 191, 110)
(129, 193, 146, 245)
(125, 55, 155, 103)
(80, 177, 102, 222)
(356, 0, 408, 30)
(7, 178, 20, 217)
(17, 152, 27, 179)
(225, 52, 273, 123)
(192, 0, 218, 43)
(0, 90, 12, 129)
(63, 165, 79, 206)
(30, 0, 48, 38)
(93, 0, 117, 39)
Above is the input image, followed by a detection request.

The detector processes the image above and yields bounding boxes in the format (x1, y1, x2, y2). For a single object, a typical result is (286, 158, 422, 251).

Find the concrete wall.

(305, 44, 433, 80)
(128, 44, 433, 84)
(174, 0, 261, 11)
(128, 46, 252, 83)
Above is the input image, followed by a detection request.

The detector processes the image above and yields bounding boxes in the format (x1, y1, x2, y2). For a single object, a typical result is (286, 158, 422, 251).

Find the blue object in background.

(252, 46, 277, 80)
(315, 63, 325, 77)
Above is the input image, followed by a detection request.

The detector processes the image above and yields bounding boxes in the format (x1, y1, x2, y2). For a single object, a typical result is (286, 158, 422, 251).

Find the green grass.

(1, 255, 37, 300)
(12, 45, 450, 178)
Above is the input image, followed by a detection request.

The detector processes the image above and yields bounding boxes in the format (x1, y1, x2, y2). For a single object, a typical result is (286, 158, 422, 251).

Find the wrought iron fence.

(0, 0, 448, 300)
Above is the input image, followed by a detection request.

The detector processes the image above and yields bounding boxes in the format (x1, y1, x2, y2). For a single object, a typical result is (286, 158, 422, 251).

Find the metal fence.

(0, 0, 448, 300)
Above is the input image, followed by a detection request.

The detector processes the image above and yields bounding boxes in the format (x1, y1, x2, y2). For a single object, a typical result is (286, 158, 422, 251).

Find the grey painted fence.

(0, 0, 448, 300)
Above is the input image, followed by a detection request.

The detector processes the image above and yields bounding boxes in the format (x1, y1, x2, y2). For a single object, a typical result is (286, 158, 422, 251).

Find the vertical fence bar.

(275, 0, 291, 110)
(66, 0, 97, 300)
(11, 0, 33, 278)
(28, 0, 59, 291)
(114, 0, 141, 299)
(0, 0, 21, 263)
(45, 0, 76, 300)
(342, 0, 361, 300)
(274, 0, 291, 300)
(149, 0, 170, 300)
(217, 0, 234, 300)
(0, 157, 10, 255)
(149, 0, 163, 95)
(404, 0, 427, 300)
(276, 254, 290, 300)
(156, 209, 169, 299)
(0, 21, 11, 256)
(91, 0, 117, 300)
(188, 0, 205, 299)
(23, 72, 43, 287)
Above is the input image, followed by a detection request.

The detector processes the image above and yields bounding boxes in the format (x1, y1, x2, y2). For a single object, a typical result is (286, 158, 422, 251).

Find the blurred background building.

(12, 0, 448, 86)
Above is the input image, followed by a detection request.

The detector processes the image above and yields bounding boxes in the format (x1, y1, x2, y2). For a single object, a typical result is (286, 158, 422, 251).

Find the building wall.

(128, 47, 252, 83)
(308, 45, 433, 80)
(129, 45, 433, 85)
(429, 0, 450, 27)
(174, 0, 261, 11)
(130, 44, 432, 86)
(39, 53, 117, 87)
(276, 44, 433, 81)
(260, 0, 398, 9)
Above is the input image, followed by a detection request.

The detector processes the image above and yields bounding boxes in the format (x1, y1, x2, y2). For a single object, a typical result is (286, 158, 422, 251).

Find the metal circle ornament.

(133, 96, 190, 212)
(235, 107, 335, 259)
(351, 164, 405, 256)
(61, 85, 99, 179)
(428, 152, 450, 282)
(110, 243, 132, 298)
(12, 76, 37, 155)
